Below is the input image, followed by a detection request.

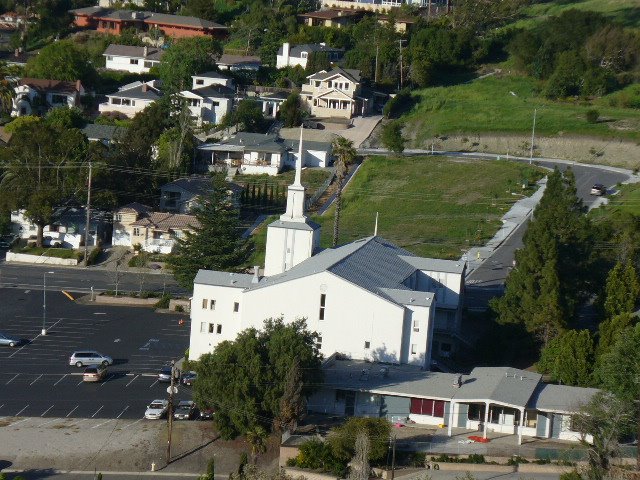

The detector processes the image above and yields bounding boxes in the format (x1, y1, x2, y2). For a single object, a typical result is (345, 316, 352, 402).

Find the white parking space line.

(14, 405, 29, 416)
(6, 374, 18, 385)
(116, 406, 129, 419)
(125, 375, 139, 387)
(76, 378, 84, 386)
(91, 406, 104, 418)
(37, 417, 60, 428)
(9, 318, 64, 358)
(100, 374, 114, 386)
(149, 379, 158, 388)
(93, 312, 106, 315)
(91, 419, 113, 429)
(54, 374, 67, 386)
(30, 374, 43, 385)
(65, 405, 79, 417)
(11, 418, 31, 426)
(121, 418, 142, 429)
(40, 404, 55, 417)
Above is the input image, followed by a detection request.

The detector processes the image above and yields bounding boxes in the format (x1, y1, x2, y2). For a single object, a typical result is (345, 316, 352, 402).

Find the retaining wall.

(5, 251, 78, 266)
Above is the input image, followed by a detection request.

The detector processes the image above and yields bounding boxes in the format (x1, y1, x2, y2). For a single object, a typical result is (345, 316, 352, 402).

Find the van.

(69, 351, 113, 367)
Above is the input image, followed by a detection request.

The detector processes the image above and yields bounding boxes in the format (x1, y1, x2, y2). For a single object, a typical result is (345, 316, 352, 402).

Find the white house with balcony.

(99, 79, 161, 118)
(276, 42, 343, 69)
(11, 78, 84, 117)
(301, 67, 369, 119)
(188, 130, 465, 367)
(103, 44, 164, 74)
(179, 72, 235, 125)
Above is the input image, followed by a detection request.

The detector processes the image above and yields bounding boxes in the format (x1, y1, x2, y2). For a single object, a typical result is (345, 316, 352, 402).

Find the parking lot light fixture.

(42, 271, 55, 336)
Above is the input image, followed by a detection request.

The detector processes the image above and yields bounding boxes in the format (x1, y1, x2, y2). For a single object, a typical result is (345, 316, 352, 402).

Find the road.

(0, 288, 191, 420)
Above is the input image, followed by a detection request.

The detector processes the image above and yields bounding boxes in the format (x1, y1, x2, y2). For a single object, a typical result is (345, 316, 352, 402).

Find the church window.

(364, 341, 370, 349)
(216, 324, 222, 334)
(319, 294, 326, 320)
(316, 335, 322, 349)
(233, 302, 239, 312)
(200, 322, 206, 333)
(202, 298, 208, 309)
(208, 323, 214, 333)
(413, 319, 419, 332)
(210, 300, 216, 310)
(411, 344, 417, 355)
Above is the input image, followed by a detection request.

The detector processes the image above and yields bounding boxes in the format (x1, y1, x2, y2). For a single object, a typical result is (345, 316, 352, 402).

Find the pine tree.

(275, 359, 305, 433)
(597, 313, 637, 358)
(604, 261, 639, 319)
(167, 174, 252, 288)
(537, 329, 595, 386)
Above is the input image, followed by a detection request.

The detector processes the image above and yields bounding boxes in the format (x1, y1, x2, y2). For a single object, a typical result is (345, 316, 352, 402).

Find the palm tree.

(245, 425, 268, 464)
(331, 136, 356, 247)
(0, 62, 15, 115)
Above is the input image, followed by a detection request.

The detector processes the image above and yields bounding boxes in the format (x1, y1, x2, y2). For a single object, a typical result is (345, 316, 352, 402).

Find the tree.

(348, 431, 371, 480)
(305, 51, 331, 75)
(25, 40, 96, 84)
(193, 318, 323, 439)
(597, 323, 640, 470)
(275, 358, 305, 433)
(331, 136, 356, 247)
(585, 25, 640, 73)
(167, 175, 252, 288)
(597, 313, 637, 359)
(155, 37, 222, 93)
(0, 69, 14, 115)
(536, 329, 594, 386)
(223, 99, 266, 133)
(279, 92, 304, 128)
(603, 261, 639, 319)
(328, 417, 390, 463)
(544, 51, 585, 99)
(573, 392, 635, 480)
(45, 107, 86, 129)
(381, 120, 405, 154)
(246, 425, 269, 463)
(450, 0, 527, 34)
(491, 168, 592, 346)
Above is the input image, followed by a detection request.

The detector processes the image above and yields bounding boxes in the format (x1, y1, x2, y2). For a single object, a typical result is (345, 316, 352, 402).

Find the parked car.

(0, 234, 17, 248)
(590, 183, 607, 196)
(181, 371, 197, 386)
(43, 236, 62, 247)
(144, 399, 169, 420)
(158, 365, 173, 382)
(69, 351, 113, 367)
(173, 400, 196, 420)
(199, 407, 215, 420)
(0, 332, 22, 347)
(83, 364, 108, 382)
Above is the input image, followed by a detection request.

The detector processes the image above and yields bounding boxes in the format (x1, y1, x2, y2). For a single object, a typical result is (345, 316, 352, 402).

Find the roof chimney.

(282, 42, 290, 65)
(453, 374, 462, 388)
(142, 83, 148, 92)
(143, 45, 148, 58)
(252, 265, 260, 284)
(14, 48, 19, 58)
(75, 79, 81, 92)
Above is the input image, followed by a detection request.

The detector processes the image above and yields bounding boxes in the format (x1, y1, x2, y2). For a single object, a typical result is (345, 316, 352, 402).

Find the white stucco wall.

(264, 226, 319, 276)
(98, 98, 155, 118)
(104, 55, 158, 74)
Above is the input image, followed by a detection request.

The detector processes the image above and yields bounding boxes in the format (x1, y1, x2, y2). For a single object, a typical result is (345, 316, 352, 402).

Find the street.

(0, 288, 191, 420)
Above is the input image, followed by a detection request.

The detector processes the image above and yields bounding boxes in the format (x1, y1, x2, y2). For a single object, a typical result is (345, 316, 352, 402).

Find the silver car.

(69, 351, 113, 367)
(0, 332, 21, 347)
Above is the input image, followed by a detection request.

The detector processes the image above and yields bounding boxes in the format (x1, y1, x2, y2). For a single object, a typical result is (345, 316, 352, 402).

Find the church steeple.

(281, 126, 306, 222)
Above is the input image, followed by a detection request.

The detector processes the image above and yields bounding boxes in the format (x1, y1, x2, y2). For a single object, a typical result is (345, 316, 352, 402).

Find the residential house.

(11, 78, 84, 117)
(308, 357, 599, 445)
(99, 80, 161, 118)
(81, 123, 126, 145)
(320, 0, 450, 12)
(70, 7, 228, 39)
(11, 207, 110, 248)
(378, 14, 416, 33)
(298, 9, 363, 28)
(276, 42, 344, 70)
(160, 176, 243, 213)
(179, 72, 235, 125)
(256, 90, 289, 119)
(99, 0, 144, 7)
(112, 202, 151, 247)
(103, 44, 164, 74)
(301, 67, 369, 119)
(189, 136, 464, 369)
(217, 54, 262, 72)
(130, 211, 200, 254)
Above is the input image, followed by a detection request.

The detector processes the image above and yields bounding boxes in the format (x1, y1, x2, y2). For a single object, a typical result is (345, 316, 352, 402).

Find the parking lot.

(0, 288, 192, 420)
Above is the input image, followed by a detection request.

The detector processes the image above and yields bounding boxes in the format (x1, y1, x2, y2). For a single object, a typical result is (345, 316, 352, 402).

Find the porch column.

(447, 401, 455, 437)
(518, 408, 525, 445)
(483, 402, 489, 439)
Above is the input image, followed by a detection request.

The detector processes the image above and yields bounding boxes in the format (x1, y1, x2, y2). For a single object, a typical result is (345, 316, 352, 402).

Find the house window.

(410, 398, 445, 418)
(208, 323, 214, 333)
(111, 98, 122, 105)
(344, 82, 350, 89)
(216, 324, 222, 334)
(212, 101, 219, 107)
(122, 99, 132, 106)
(526, 410, 538, 428)
(106, 55, 113, 61)
(411, 344, 417, 355)
(200, 322, 206, 333)
(196, 79, 204, 85)
(188, 98, 200, 107)
(130, 59, 139, 65)
(202, 298, 208, 309)
(315, 81, 320, 87)
(468, 404, 483, 421)
(144, 61, 153, 68)
(51, 94, 66, 104)
(233, 302, 239, 312)
(115, 214, 122, 221)
(133, 227, 140, 236)
(316, 335, 322, 348)
(319, 293, 326, 320)
(210, 300, 215, 310)
(301, 52, 308, 59)
(413, 319, 419, 332)
(364, 341, 370, 349)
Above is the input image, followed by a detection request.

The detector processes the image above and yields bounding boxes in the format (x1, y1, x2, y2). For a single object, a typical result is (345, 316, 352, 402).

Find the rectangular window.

(233, 302, 239, 312)
(122, 99, 132, 106)
(201, 298, 207, 309)
(319, 293, 326, 320)
(196, 79, 204, 85)
(200, 322, 206, 333)
(208, 323, 214, 333)
(364, 341, 370, 349)
(144, 61, 153, 68)
(133, 227, 140, 236)
(216, 324, 222, 334)
(413, 319, 419, 332)
(210, 300, 215, 310)
(51, 94, 67, 104)
(314, 81, 320, 87)
(411, 344, 417, 355)
(111, 97, 122, 105)
(106, 55, 113, 61)
(433, 400, 445, 418)
(130, 58, 139, 65)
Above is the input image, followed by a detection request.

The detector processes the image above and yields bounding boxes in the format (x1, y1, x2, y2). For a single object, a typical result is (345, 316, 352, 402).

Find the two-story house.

(301, 67, 369, 119)
(99, 80, 161, 118)
(103, 44, 164, 74)
(11, 78, 84, 117)
(276, 42, 344, 69)
(179, 72, 235, 125)
(112, 202, 151, 246)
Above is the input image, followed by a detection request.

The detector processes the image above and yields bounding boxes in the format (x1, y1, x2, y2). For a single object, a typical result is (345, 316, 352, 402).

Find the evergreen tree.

(597, 313, 637, 359)
(491, 168, 591, 345)
(279, 92, 304, 128)
(537, 329, 595, 386)
(380, 120, 406, 154)
(331, 136, 357, 247)
(603, 261, 639, 319)
(167, 175, 252, 288)
(275, 358, 305, 433)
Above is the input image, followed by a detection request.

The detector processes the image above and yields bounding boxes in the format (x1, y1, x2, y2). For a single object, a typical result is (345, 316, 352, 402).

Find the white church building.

(189, 130, 465, 367)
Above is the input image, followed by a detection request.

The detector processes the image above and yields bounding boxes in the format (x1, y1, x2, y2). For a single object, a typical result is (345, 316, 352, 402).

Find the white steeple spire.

(281, 125, 306, 222)
(293, 125, 303, 187)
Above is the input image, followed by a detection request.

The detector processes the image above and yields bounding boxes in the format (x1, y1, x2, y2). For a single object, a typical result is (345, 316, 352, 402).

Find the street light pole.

(42, 271, 54, 335)
(529, 108, 537, 165)
(166, 359, 176, 465)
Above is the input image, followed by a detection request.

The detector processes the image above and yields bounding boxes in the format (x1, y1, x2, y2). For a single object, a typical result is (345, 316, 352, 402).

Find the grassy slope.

(249, 156, 543, 262)
(591, 183, 640, 220)
(406, 75, 640, 145)
(235, 169, 333, 196)
(513, 0, 640, 29)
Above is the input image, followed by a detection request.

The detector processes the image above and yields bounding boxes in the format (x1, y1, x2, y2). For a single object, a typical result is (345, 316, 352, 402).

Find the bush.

(86, 246, 103, 266)
(294, 439, 347, 476)
(175, 305, 185, 312)
(585, 109, 599, 123)
(559, 471, 582, 480)
(154, 294, 171, 309)
(129, 252, 149, 268)
(383, 89, 415, 119)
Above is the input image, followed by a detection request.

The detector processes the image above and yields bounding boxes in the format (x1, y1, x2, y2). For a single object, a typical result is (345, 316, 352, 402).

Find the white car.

(144, 399, 169, 420)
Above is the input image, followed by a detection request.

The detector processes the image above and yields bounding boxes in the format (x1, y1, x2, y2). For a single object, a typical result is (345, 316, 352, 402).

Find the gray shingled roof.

(284, 138, 332, 153)
(194, 71, 230, 80)
(107, 81, 162, 100)
(188, 84, 235, 98)
(529, 383, 599, 414)
(278, 43, 344, 57)
(399, 256, 465, 274)
(161, 176, 212, 196)
(307, 67, 361, 83)
(195, 270, 256, 289)
(104, 44, 164, 61)
(453, 367, 542, 408)
(81, 123, 126, 142)
(219, 132, 288, 154)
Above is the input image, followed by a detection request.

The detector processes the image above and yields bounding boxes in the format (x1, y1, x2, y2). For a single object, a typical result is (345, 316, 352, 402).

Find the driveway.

(337, 115, 382, 147)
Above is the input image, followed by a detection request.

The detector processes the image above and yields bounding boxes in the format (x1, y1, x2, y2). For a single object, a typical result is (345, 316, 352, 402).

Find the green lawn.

(405, 74, 640, 146)
(15, 246, 80, 260)
(248, 156, 543, 262)
(235, 168, 333, 197)
(591, 182, 640, 220)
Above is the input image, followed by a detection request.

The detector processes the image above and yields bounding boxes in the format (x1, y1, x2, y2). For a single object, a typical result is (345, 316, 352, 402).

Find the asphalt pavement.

(0, 288, 191, 420)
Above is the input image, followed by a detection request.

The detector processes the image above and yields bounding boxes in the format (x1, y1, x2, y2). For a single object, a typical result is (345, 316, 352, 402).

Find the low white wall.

(238, 164, 279, 176)
(6, 251, 78, 266)
(409, 413, 445, 426)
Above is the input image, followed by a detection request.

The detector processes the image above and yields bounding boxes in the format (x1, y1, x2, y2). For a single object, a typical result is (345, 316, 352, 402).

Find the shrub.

(86, 246, 102, 266)
(128, 252, 149, 268)
(585, 109, 599, 123)
(175, 305, 185, 312)
(467, 454, 486, 464)
(154, 294, 171, 308)
(383, 89, 415, 119)
(559, 471, 582, 480)
(295, 439, 347, 476)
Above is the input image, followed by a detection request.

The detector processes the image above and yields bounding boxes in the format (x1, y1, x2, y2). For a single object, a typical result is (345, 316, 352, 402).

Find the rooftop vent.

(453, 374, 462, 388)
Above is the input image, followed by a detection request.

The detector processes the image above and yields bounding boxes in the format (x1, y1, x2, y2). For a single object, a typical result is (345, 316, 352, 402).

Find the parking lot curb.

(0, 469, 204, 477)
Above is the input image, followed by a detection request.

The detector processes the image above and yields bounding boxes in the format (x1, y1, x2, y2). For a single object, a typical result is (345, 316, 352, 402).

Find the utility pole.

(374, 43, 379, 84)
(83, 162, 93, 266)
(529, 108, 537, 165)
(398, 40, 406, 90)
(166, 359, 176, 465)
(390, 435, 396, 480)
